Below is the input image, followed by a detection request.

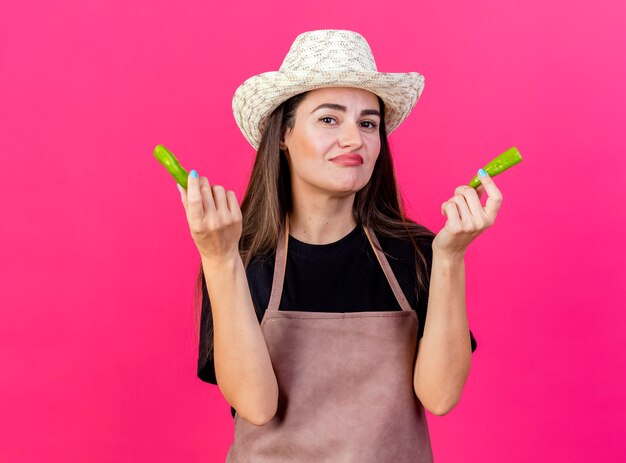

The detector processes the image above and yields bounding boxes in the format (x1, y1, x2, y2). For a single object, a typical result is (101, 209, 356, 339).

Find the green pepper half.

(154, 144, 189, 190)
(469, 146, 522, 188)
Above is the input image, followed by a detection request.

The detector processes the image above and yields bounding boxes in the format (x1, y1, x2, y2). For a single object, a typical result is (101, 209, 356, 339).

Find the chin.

(338, 176, 370, 191)
(327, 181, 366, 196)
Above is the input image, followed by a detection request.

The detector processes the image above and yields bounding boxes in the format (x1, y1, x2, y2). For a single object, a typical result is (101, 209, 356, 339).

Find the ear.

(279, 132, 289, 151)
(280, 123, 295, 150)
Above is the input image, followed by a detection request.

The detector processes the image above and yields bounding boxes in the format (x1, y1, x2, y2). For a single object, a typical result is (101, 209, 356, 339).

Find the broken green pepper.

(154, 144, 189, 190)
(469, 146, 523, 188)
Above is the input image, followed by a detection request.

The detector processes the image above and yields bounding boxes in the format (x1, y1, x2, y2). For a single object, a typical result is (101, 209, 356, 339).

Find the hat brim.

(232, 70, 425, 149)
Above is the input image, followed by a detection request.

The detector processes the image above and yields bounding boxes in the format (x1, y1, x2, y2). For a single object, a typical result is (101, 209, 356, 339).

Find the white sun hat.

(232, 29, 426, 150)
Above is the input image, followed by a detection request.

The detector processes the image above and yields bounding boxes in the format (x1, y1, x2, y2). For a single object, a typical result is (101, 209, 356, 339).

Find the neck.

(288, 194, 358, 245)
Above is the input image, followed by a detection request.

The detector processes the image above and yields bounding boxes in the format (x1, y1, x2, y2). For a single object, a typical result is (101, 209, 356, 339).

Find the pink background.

(1, 0, 624, 461)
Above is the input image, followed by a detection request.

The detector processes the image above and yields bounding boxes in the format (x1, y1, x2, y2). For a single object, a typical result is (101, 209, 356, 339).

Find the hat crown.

(232, 29, 425, 149)
(279, 30, 378, 73)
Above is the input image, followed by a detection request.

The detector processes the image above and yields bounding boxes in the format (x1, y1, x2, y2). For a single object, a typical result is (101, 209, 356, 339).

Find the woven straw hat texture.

(232, 29, 425, 150)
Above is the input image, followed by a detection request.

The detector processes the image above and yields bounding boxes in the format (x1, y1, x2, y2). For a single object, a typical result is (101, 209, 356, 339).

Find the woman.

(181, 30, 500, 462)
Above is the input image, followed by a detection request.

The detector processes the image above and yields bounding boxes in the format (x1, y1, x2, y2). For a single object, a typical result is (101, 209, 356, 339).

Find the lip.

(330, 154, 364, 166)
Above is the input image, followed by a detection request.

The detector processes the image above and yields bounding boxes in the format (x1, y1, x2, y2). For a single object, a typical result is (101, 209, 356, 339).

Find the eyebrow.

(310, 103, 381, 118)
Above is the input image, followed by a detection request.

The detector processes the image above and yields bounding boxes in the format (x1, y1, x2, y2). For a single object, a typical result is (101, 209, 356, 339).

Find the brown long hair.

(195, 91, 435, 371)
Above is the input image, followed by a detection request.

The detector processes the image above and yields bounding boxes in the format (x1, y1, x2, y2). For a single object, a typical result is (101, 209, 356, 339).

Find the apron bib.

(226, 218, 434, 462)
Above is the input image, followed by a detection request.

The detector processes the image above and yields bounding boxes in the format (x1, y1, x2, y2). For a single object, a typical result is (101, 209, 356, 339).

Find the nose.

(338, 122, 363, 150)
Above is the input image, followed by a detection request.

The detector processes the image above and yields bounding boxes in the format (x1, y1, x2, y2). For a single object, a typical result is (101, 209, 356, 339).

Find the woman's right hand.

(178, 170, 242, 262)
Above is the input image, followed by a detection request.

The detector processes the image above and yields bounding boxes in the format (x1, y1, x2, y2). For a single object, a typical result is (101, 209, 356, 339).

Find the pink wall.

(1, 0, 624, 461)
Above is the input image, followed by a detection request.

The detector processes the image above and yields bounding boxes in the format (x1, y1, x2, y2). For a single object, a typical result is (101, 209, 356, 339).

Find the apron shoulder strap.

(267, 217, 289, 313)
(267, 216, 414, 313)
(362, 226, 414, 313)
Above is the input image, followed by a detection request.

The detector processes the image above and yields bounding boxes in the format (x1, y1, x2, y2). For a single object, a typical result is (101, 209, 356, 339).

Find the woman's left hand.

(432, 170, 503, 259)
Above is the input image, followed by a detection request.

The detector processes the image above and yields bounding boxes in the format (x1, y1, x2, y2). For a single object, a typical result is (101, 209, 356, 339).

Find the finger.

(451, 194, 473, 226)
(477, 169, 503, 218)
(457, 185, 488, 222)
(226, 190, 241, 217)
(475, 184, 485, 200)
(199, 177, 216, 212)
(212, 185, 229, 215)
(177, 183, 187, 205)
(442, 201, 461, 229)
(186, 170, 204, 224)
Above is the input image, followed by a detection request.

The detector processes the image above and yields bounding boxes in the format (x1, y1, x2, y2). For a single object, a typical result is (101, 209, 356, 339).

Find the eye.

(360, 120, 378, 129)
(320, 116, 337, 124)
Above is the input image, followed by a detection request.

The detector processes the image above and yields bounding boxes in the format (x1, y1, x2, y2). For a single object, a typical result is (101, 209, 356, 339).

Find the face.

(281, 87, 381, 199)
